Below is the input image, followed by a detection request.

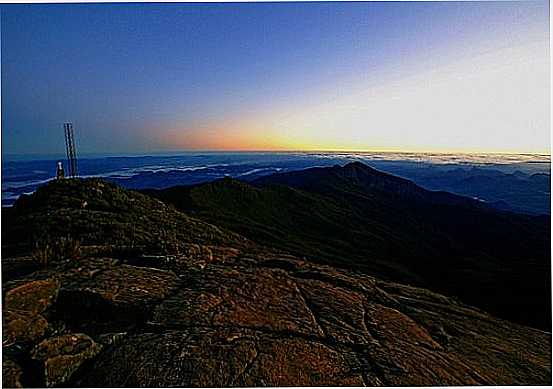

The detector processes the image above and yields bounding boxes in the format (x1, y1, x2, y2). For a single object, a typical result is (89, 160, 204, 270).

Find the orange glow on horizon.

(158, 124, 550, 156)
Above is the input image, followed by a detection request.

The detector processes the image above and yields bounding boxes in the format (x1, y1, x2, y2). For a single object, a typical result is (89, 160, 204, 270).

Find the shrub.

(31, 236, 81, 268)
(154, 228, 180, 255)
(32, 242, 54, 268)
(53, 236, 81, 260)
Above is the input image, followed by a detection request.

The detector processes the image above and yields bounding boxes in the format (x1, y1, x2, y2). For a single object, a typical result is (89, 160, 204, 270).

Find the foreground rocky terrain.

(2, 179, 552, 386)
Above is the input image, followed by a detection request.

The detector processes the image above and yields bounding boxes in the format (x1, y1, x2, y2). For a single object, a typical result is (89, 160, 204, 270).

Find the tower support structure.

(64, 122, 78, 177)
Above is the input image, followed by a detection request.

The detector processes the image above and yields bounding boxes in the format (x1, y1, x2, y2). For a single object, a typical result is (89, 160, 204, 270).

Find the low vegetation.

(3, 178, 249, 259)
(31, 235, 81, 268)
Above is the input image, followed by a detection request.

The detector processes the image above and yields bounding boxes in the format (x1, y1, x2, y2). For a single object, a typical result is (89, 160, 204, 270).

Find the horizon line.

(3, 148, 551, 160)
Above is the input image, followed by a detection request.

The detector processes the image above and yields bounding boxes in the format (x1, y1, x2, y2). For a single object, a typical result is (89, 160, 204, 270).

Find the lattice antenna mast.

(63, 122, 78, 177)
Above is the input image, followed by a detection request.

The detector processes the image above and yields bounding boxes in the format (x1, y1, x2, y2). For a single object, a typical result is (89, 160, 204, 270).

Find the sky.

(1, 1, 550, 157)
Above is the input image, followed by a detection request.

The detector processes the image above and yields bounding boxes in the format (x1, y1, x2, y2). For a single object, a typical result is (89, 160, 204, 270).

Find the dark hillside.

(2, 177, 550, 387)
(146, 162, 551, 330)
(2, 178, 251, 258)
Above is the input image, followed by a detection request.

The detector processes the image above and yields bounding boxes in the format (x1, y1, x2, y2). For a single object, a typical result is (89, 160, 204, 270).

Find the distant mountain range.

(145, 162, 551, 330)
(3, 154, 550, 215)
(399, 166, 550, 215)
(126, 163, 551, 215)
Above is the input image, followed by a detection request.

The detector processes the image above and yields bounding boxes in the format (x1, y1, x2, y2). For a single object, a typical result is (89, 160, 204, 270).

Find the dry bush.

(155, 228, 180, 255)
(32, 242, 54, 268)
(53, 236, 81, 260)
(31, 236, 81, 268)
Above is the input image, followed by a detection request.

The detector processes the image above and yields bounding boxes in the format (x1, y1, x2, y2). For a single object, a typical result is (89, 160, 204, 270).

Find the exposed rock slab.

(75, 328, 365, 387)
(377, 280, 553, 385)
(2, 251, 551, 386)
(54, 259, 180, 328)
(70, 256, 552, 386)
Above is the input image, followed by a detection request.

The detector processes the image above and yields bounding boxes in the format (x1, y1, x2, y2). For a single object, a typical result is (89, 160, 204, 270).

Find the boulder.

(31, 333, 102, 387)
(4, 279, 60, 314)
(3, 310, 48, 346)
(2, 358, 23, 388)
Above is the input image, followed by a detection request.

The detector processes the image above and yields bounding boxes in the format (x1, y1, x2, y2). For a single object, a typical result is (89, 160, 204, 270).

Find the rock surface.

(2, 252, 550, 387)
(4, 279, 59, 314)
(31, 333, 102, 387)
(2, 358, 23, 388)
(3, 309, 49, 346)
(3, 279, 60, 347)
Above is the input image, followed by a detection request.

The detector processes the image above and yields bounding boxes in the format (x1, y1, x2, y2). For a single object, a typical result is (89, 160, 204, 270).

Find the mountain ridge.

(1, 177, 551, 386)
(145, 162, 551, 330)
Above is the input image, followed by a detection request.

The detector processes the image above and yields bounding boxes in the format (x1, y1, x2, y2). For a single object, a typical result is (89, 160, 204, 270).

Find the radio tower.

(64, 122, 78, 177)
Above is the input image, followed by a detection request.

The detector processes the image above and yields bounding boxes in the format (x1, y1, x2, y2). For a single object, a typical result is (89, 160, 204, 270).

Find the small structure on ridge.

(56, 161, 65, 179)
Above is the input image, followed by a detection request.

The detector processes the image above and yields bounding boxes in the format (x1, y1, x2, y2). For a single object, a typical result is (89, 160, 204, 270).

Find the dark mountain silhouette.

(1, 178, 551, 386)
(145, 162, 551, 330)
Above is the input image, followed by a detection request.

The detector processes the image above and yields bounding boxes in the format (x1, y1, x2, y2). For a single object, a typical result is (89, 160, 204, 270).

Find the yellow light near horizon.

(159, 39, 549, 155)
(253, 41, 550, 155)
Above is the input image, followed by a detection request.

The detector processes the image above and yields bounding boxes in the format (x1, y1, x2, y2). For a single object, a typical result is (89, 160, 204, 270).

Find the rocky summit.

(2, 178, 551, 387)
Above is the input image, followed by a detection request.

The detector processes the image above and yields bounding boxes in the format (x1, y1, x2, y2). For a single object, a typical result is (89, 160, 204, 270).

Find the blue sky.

(1, 1, 550, 156)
